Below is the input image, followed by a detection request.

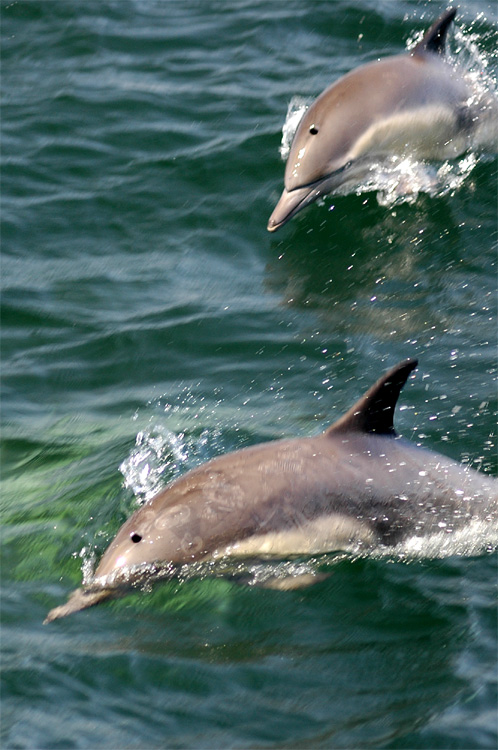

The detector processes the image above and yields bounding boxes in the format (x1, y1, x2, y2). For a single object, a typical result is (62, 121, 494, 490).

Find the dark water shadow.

(265, 191, 464, 313)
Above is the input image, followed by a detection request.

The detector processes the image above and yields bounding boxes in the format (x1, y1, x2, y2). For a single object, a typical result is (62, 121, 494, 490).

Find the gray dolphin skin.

(45, 359, 498, 623)
(268, 8, 476, 232)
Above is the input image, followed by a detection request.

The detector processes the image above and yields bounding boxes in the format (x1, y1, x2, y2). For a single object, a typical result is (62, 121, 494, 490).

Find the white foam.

(279, 96, 311, 160)
(385, 519, 498, 560)
(119, 423, 189, 503)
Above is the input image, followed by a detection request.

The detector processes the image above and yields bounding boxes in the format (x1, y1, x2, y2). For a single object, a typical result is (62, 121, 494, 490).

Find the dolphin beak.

(267, 185, 319, 232)
(44, 585, 119, 623)
(268, 161, 355, 232)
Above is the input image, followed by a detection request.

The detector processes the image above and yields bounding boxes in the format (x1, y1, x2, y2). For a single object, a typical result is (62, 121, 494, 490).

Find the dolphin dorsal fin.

(412, 7, 456, 57)
(325, 359, 418, 437)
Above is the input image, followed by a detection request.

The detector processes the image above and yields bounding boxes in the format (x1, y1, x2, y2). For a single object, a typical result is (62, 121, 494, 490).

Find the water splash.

(357, 152, 479, 208)
(388, 519, 498, 560)
(119, 422, 220, 505)
(279, 96, 311, 160)
(119, 424, 188, 504)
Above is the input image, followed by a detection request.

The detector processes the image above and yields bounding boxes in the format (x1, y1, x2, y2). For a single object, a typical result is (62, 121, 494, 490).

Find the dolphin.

(45, 358, 498, 622)
(267, 8, 478, 232)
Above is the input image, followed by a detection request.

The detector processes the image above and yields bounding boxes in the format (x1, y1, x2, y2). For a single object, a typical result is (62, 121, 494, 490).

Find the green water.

(2, 1, 497, 748)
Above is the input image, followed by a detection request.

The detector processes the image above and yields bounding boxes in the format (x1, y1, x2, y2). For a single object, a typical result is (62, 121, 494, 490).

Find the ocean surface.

(1, 1, 497, 748)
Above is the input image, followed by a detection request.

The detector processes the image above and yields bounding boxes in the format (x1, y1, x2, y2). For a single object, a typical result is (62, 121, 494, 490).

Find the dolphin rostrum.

(45, 359, 498, 622)
(267, 8, 482, 232)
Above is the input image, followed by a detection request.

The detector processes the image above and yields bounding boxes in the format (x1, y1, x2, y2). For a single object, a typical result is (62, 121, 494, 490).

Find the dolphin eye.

(309, 125, 319, 135)
(130, 532, 142, 543)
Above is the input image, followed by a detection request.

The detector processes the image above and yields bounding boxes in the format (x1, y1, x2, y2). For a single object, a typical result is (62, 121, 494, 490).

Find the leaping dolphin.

(45, 359, 498, 623)
(268, 8, 480, 232)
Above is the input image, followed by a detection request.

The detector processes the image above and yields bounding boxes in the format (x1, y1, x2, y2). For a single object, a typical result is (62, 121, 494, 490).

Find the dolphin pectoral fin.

(231, 567, 330, 589)
(267, 185, 319, 232)
(412, 7, 456, 58)
(256, 572, 330, 590)
(43, 586, 120, 624)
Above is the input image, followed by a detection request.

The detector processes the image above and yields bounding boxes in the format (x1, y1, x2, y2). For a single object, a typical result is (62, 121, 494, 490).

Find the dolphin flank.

(44, 359, 498, 623)
(268, 8, 488, 232)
